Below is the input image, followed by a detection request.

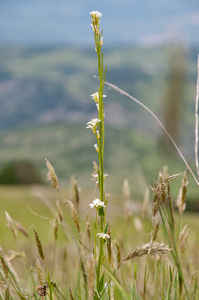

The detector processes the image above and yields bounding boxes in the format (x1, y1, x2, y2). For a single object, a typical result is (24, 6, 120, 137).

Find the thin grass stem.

(195, 54, 199, 179)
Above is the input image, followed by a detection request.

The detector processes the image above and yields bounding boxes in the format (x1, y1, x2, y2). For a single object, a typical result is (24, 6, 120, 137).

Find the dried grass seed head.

(36, 259, 45, 286)
(176, 187, 186, 215)
(106, 224, 112, 263)
(151, 170, 168, 216)
(67, 200, 81, 237)
(33, 226, 45, 262)
(56, 199, 64, 222)
(71, 177, 80, 207)
(5, 211, 17, 239)
(45, 158, 59, 189)
(15, 222, 29, 238)
(6, 250, 26, 262)
(181, 173, 188, 202)
(123, 179, 131, 200)
(177, 224, 190, 261)
(120, 240, 171, 267)
(152, 220, 160, 241)
(113, 239, 121, 265)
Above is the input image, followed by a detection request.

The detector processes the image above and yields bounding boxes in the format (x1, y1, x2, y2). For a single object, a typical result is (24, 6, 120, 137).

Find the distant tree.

(160, 45, 185, 152)
(0, 160, 43, 184)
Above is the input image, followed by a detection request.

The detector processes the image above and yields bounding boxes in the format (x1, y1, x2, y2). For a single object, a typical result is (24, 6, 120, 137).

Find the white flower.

(94, 143, 99, 152)
(92, 173, 109, 184)
(90, 92, 107, 104)
(86, 118, 101, 134)
(90, 11, 102, 19)
(89, 198, 105, 209)
(100, 36, 103, 46)
(97, 233, 110, 239)
(90, 92, 99, 103)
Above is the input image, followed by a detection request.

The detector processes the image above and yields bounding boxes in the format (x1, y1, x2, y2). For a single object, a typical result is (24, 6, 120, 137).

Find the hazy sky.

(0, 0, 199, 46)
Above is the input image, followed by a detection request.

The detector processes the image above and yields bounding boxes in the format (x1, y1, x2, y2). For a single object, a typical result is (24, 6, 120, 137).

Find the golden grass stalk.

(123, 179, 131, 225)
(113, 239, 121, 266)
(152, 220, 160, 242)
(107, 223, 114, 271)
(45, 158, 59, 190)
(189, 258, 196, 291)
(53, 215, 59, 241)
(66, 200, 81, 237)
(176, 187, 186, 215)
(33, 226, 45, 264)
(195, 54, 199, 179)
(167, 182, 175, 231)
(56, 199, 64, 223)
(15, 222, 29, 238)
(6, 250, 26, 262)
(5, 211, 17, 239)
(36, 258, 45, 286)
(181, 173, 188, 211)
(177, 224, 190, 261)
(86, 215, 91, 241)
(176, 173, 188, 215)
(70, 176, 80, 209)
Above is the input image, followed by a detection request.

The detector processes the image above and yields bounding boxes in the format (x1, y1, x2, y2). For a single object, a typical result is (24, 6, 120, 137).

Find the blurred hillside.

(0, 45, 199, 203)
(0, 45, 198, 130)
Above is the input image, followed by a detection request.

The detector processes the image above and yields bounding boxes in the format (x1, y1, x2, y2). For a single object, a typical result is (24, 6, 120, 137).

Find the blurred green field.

(1, 184, 199, 250)
(0, 123, 199, 208)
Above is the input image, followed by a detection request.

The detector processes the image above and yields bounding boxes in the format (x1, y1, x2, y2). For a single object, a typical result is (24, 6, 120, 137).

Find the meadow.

(0, 11, 199, 300)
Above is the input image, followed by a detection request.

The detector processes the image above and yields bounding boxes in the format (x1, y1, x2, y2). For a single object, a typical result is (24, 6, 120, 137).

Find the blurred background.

(0, 0, 199, 209)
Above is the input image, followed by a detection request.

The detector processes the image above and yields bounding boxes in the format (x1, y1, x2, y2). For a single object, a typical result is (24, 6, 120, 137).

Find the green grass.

(0, 182, 199, 299)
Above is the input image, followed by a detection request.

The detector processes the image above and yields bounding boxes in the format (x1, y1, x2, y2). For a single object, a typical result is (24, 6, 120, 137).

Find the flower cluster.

(89, 198, 105, 209)
(90, 11, 102, 35)
(97, 233, 110, 239)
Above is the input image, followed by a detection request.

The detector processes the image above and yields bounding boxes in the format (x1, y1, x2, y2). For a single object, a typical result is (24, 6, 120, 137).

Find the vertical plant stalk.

(195, 54, 199, 179)
(90, 11, 107, 292)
